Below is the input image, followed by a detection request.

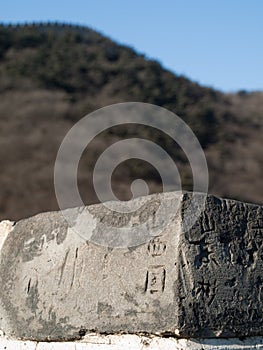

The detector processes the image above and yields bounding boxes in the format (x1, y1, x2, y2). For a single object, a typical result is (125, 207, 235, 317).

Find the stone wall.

(0, 192, 262, 349)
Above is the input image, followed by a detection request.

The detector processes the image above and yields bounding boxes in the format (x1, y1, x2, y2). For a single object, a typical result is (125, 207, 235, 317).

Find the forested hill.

(0, 23, 262, 220)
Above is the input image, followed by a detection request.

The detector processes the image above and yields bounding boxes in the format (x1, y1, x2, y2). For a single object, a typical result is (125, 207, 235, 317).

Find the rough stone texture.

(179, 194, 263, 338)
(0, 192, 262, 341)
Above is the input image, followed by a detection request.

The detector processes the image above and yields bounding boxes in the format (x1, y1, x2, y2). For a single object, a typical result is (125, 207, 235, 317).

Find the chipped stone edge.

(0, 334, 263, 349)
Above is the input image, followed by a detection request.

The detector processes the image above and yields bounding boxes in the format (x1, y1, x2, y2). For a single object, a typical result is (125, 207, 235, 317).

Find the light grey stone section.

(0, 193, 182, 341)
(0, 192, 262, 341)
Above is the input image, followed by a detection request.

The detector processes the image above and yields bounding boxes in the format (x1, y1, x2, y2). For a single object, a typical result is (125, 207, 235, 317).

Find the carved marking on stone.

(249, 218, 263, 248)
(194, 239, 212, 269)
(145, 266, 166, 295)
(193, 278, 217, 306)
(201, 213, 216, 234)
(70, 248, 79, 289)
(147, 237, 167, 257)
(255, 276, 263, 303)
(196, 279, 210, 298)
(59, 249, 70, 286)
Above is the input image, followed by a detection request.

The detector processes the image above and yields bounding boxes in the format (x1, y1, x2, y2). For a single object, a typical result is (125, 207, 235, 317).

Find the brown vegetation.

(0, 23, 262, 221)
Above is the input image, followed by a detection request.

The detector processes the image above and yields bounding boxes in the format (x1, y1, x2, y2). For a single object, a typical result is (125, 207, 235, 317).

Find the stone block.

(0, 192, 262, 341)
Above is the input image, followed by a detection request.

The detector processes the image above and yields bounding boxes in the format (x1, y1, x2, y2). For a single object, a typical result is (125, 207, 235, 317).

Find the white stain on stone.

(68, 208, 97, 241)
(0, 220, 14, 251)
(0, 334, 263, 349)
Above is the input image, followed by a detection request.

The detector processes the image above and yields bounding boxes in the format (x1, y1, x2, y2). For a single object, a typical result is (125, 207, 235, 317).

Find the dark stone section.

(178, 193, 263, 337)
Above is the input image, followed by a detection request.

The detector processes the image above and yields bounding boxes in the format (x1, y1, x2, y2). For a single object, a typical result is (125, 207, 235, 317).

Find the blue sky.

(0, 0, 262, 92)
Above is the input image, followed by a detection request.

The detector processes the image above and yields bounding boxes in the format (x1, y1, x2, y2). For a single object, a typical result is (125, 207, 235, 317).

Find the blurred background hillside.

(0, 1, 262, 220)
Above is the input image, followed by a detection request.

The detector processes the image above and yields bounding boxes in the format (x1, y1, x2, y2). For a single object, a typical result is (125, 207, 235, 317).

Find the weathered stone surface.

(179, 194, 263, 337)
(0, 192, 262, 341)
